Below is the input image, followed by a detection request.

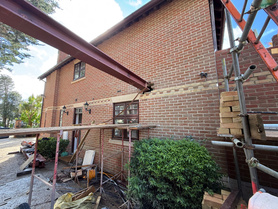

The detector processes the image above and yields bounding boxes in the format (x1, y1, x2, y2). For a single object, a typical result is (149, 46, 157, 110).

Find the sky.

(1, 0, 277, 100)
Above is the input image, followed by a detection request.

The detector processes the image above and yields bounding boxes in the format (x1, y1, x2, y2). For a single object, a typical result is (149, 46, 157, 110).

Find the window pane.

(115, 104, 124, 115)
(80, 69, 85, 78)
(81, 62, 85, 70)
(115, 119, 124, 124)
(74, 68, 79, 79)
(131, 130, 138, 138)
(127, 118, 138, 124)
(127, 103, 138, 115)
(114, 129, 122, 137)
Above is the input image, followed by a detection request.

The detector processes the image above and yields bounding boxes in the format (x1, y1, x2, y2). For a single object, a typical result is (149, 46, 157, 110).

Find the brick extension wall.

(41, 0, 278, 188)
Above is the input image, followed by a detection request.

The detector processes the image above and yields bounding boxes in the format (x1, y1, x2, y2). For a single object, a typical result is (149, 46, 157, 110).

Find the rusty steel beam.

(0, 0, 149, 90)
(220, 0, 278, 82)
(264, 2, 278, 26)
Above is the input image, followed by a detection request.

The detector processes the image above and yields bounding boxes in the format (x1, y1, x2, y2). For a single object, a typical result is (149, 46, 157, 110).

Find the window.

(113, 101, 139, 140)
(74, 62, 85, 80)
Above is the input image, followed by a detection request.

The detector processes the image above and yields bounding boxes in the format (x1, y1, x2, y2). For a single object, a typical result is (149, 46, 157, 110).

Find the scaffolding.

(214, 0, 278, 194)
(0, 123, 156, 208)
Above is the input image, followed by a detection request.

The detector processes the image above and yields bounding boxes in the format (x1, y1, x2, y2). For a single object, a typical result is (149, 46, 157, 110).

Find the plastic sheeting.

(54, 192, 95, 209)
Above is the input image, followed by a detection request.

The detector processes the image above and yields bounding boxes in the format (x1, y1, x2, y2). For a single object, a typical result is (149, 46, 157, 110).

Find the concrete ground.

(0, 136, 81, 209)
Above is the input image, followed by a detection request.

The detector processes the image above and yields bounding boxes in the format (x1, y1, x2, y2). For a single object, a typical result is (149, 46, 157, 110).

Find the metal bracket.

(247, 157, 259, 167)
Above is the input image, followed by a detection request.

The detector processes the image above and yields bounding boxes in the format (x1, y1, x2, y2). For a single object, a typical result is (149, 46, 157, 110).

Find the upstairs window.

(74, 62, 85, 80)
(113, 101, 139, 140)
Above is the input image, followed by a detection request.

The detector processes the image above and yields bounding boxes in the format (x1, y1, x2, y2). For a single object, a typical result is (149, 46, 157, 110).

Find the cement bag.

(248, 191, 278, 209)
(54, 192, 95, 209)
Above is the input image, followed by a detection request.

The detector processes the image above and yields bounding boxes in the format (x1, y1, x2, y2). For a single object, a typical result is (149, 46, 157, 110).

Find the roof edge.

(38, 0, 167, 80)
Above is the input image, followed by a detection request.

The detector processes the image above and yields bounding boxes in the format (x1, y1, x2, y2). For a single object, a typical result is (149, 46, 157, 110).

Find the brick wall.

(41, 0, 278, 189)
(215, 34, 278, 188)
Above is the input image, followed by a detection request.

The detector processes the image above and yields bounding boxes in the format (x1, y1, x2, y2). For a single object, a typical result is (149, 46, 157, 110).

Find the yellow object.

(88, 169, 96, 180)
(54, 192, 95, 209)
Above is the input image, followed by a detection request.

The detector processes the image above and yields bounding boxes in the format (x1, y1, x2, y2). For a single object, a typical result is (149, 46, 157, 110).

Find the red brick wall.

(41, 0, 278, 188)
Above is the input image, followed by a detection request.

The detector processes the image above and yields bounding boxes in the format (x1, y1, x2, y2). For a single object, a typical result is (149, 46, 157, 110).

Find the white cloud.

(262, 28, 277, 38)
(0, 71, 44, 100)
(128, 0, 143, 7)
(222, 24, 242, 49)
(51, 0, 124, 42)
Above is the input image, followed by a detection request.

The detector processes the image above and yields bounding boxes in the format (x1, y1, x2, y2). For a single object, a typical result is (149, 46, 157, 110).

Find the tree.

(0, 0, 59, 70)
(20, 95, 42, 128)
(0, 75, 22, 127)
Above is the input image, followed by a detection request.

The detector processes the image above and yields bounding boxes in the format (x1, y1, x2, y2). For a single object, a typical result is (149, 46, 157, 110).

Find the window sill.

(109, 139, 134, 147)
(71, 77, 86, 84)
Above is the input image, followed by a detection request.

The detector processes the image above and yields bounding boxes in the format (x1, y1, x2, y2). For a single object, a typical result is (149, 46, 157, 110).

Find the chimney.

(57, 50, 69, 63)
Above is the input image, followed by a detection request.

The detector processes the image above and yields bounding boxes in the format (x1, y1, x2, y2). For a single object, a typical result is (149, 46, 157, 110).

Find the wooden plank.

(220, 118, 233, 124)
(230, 129, 243, 136)
(220, 101, 240, 107)
(220, 112, 240, 118)
(0, 123, 157, 137)
(72, 185, 96, 201)
(220, 107, 231, 113)
(19, 154, 34, 171)
(220, 190, 240, 209)
(69, 129, 91, 163)
(249, 114, 266, 140)
(70, 170, 82, 178)
(94, 195, 101, 209)
(220, 123, 243, 129)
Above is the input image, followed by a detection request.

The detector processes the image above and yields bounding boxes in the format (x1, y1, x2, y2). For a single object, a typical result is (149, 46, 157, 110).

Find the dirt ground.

(0, 136, 128, 209)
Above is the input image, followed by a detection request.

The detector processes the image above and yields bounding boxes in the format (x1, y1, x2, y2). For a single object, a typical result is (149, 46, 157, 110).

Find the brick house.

(39, 0, 278, 191)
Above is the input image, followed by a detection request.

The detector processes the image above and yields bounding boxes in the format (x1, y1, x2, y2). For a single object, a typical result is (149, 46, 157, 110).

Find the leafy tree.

(0, 75, 22, 127)
(20, 95, 42, 128)
(0, 0, 59, 70)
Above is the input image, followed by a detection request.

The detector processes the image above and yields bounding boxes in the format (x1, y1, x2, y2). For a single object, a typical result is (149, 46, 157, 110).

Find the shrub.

(37, 137, 69, 159)
(128, 138, 222, 209)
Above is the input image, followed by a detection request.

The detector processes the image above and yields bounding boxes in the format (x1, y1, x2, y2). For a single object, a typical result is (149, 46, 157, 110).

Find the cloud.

(222, 24, 242, 49)
(262, 28, 277, 38)
(51, 0, 124, 42)
(0, 71, 45, 100)
(128, 0, 143, 7)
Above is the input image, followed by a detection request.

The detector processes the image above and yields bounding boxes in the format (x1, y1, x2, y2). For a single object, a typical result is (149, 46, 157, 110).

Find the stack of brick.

(218, 91, 266, 140)
(218, 91, 243, 136)
(202, 190, 247, 209)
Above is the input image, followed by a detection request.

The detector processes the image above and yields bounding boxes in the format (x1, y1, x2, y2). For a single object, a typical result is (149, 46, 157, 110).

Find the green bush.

(37, 137, 69, 159)
(128, 138, 222, 209)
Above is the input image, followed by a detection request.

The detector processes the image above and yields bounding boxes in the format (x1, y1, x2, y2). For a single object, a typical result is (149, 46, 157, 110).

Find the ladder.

(220, 0, 278, 81)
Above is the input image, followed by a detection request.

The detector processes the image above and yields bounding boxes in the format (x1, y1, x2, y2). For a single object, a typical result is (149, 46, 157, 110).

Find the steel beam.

(220, 0, 278, 82)
(0, 0, 148, 90)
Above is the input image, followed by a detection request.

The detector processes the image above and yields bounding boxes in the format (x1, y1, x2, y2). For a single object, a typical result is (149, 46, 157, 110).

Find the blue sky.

(1, 0, 277, 99)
